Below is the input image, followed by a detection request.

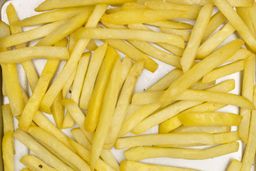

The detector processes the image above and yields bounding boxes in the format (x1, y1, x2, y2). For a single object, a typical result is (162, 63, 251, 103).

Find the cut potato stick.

(174, 126, 230, 133)
(2, 105, 14, 133)
(21, 155, 57, 171)
(240, 87, 256, 171)
(71, 128, 91, 149)
(227, 159, 242, 171)
(0, 46, 69, 64)
(124, 142, 239, 160)
(76, 28, 185, 48)
(160, 39, 243, 107)
(159, 116, 182, 134)
(146, 21, 192, 30)
(214, 0, 256, 52)
(178, 112, 242, 126)
(40, 5, 106, 113)
(2, 132, 14, 171)
(105, 62, 144, 147)
(21, 168, 31, 171)
(108, 40, 158, 72)
(203, 12, 226, 41)
(90, 58, 125, 170)
(0, 21, 65, 48)
(184, 102, 226, 113)
(147, 69, 182, 91)
(0, 21, 10, 38)
(62, 68, 76, 98)
(226, 48, 252, 62)
(28, 126, 90, 171)
(239, 55, 255, 142)
(71, 53, 90, 103)
(160, 28, 190, 41)
(80, 44, 107, 109)
(120, 160, 197, 171)
(237, 4, 256, 35)
(157, 43, 184, 56)
(190, 81, 216, 90)
(101, 9, 198, 25)
(16, 7, 90, 26)
(202, 60, 244, 83)
(36, 0, 135, 11)
(198, 23, 235, 58)
(180, 4, 213, 71)
(14, 130, 73, 171)
(52, 93, 64, 128)
(85, 47, 118, 132)
(116, 132, 239, 149)
(132, 80, 236, 134)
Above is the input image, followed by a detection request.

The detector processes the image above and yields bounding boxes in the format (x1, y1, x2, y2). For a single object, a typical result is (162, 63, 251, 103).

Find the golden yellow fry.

(21, 155, 57, 171)
(160, 39, 243, 107)
(124, 142, 239, 160)
(203, 12, 226, 41)
(40, 5, 106, 113)
(14, 130, 73, 171)
(174, 126, 230, 133)
(198, 23, 235, 58)
(190, 81, 216, 90)
(227, 159, 242, 171)
(202, 60, 244, 83)
(90, 58, 125, 170)
(76, 28, 185, 48)
(108, 40, 158, 72)
(2, 132, 14, 171)
(16, 7, 90, 26)
(0, 21, 65, 48)
(226, 48, 252, 62)
(179, 112, 241, 126)
(159, 116, 182, 134)
(52, 93, 64, 128)
(100, 150, 120, 171)
(62, 67, 76, 98)
(214, 0, 256, 52)
(28, 126, 90, 171)
(132, 80, 236, 133)
(21, 168, 31, 171)
(180, 4, 213, 72)
(157, 43, 183, 56)
(160, 27, 190, 41)
(116, 132, 239, 149)
(36, 0, 135, 11)
(2, 105, 14, 133)
(120, 160, 197, 171)
(71, 54, 90, 103)
(148, 69, 182, 91)
(184, 102, 226, 113)
(0, 21, 10, 38)
(71, 128, 91, 149)
(146, 21, 192, 29)
(105, 62, 144, 147)
(101, 9, 198, 25)
(80, 44, 107, 110)
(239, 55, 255, 142)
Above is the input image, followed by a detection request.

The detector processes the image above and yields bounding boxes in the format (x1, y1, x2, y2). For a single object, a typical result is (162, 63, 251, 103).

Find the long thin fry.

(180, 4, 213, 71)
(227, 159, 242, 171)
(146, 21, 192, 30)
(2, 105, 14, 133)
(159, 116, 182, 133)
(62, 65, 76, 98)
(2, 132, 14, 171)
(21, 155, 57, 171)
(174, 126, 230, 133)
(52, 93, 64, 128)
(124, 142, 239, 160)
(184, 102, 226, 113)
(237, 4, 256, 35)
(160, 28, 190, 41)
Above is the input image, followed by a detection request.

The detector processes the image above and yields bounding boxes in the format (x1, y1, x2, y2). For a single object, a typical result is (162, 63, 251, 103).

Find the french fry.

(16, 7, 91, 26)
(198, 23, 235, 58)
(202, 60, 244, 83)
(157, 43, 184, 56)
(71, 128, 91, 149)
(2, 105, 14, 133)
(0, 21, 10, 38)
(108, 40, 158, 72)
(52, 93, 64, 128)
(160, 39, 243, 107)
(160, 28, 190, 41)
(124, 142, 239, 160)
(36, 0, 135, 11)
(184, 102, 226, 113)
(100, 150, 120, 171)
(227, 159, 242, 171)
(0, 46, 69, 64)
(2, 132, 14, 171)
(159, 116, 182, 134)
(120, 160, 197, 171)
(40, 5, 106, 113)
(180, 4, 213, 71)
(214, 0, 256, 52)
(14, 130, 73, 171)
(21, 168, 31, 171)
(178, 112, 242, 126)
(101, 9, 198, 25)
(146, 21, 192, 30)
(0, 21, 65, 48)
(21, 155, 57, 171)
(76, 27, 185, 48)
(237, 4, 256, 35)
(28, 126, 90, 171)
(239, 55, 255, 142)
(203, 12, 226, 41)
(116, 132, 239, 149)
(174, 126, 230, 133)
(190, 81, 216, 90)
(105, 62, 144, 147)
(90, 58, 126, 170)
(80, 44, 107, 109)
(62, 67, 76, 98)
(226, 48, 252, 62)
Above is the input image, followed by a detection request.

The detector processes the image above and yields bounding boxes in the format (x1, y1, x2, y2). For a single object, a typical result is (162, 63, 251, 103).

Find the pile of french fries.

(1, 0, 256, 170)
